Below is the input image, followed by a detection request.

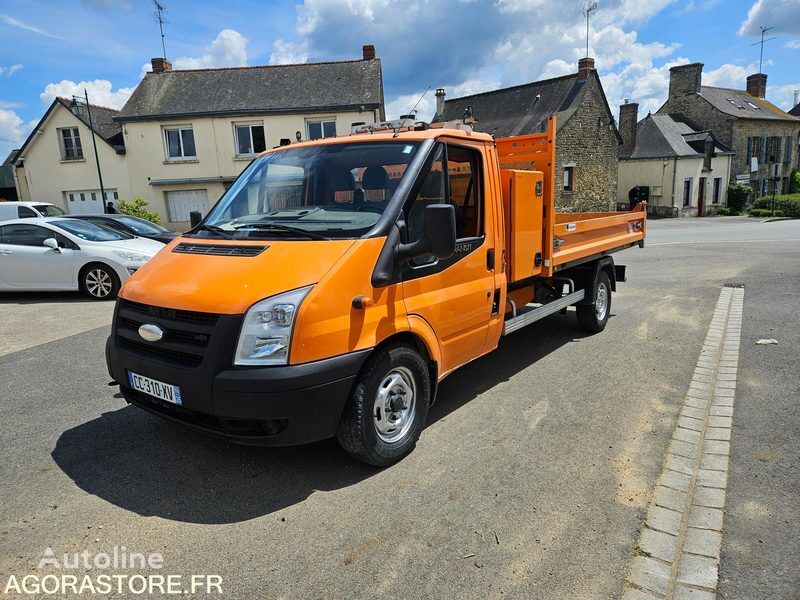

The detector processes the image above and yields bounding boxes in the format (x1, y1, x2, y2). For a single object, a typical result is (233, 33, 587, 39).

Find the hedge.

(750, 194, 800, 218)
(749, 209, 784, 218)
(118, 197, 163, 225)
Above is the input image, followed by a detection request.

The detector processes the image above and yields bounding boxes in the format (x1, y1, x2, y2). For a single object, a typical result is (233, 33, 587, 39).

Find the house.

(114, 45, 385, 227)
(433, 58, 622, 212)
(617, 106, 733, 217)
(1, 151, 19, 201)
(657, 63, 800, 198)
(12, 98, 131, 212)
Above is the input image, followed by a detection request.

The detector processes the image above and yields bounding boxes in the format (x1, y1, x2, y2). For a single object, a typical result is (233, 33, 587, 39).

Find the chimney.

(151, 57, 172, 73)
(746, 73, 767, 99)
(794, 90, 800, 107)
(578, 57, 595, 79)
(435, 88, 446, 120)
(618, 101, 639, 157)
(362, 44, 376, 60)
(668, 62, 703, 99)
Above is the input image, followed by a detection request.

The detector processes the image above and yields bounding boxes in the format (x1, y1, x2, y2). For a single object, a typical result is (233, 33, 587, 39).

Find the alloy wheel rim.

(373, 366, 417, 444)
(595, 282, 608, 320)
(86, 269, 113, 298)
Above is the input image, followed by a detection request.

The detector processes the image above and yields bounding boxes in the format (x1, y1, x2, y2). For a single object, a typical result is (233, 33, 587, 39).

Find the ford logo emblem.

(138, 323, 164, 342)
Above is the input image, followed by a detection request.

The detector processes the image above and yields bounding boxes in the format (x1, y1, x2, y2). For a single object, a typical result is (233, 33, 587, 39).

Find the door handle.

(486, 248, 495, 271)
(0, 250, 11, 255)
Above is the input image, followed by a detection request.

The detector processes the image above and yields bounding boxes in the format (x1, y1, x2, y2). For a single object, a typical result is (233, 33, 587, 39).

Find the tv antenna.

(583, 2, 598, 58)
(152, 0, 168, 60)
(751, 26, 776, 73)
(393, 85, 431, 137)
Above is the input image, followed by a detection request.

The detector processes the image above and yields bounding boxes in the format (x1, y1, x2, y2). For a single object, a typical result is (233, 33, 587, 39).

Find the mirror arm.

(395, 238, 431, 264)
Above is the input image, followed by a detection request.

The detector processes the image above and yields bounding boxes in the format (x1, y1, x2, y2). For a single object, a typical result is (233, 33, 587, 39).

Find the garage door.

(165, 189, 209, 222)
(65, 189, 117, 214)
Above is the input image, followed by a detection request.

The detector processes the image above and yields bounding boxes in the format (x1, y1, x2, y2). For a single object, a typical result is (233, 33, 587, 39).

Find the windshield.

(51, 219, 133, 241)
(114, 216, 168, 235)
(203, 141, 421, 239)
(34, 204, 67, 217)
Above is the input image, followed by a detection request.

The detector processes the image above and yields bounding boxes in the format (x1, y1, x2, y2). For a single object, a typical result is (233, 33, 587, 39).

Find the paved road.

(0, 217, 797, 599)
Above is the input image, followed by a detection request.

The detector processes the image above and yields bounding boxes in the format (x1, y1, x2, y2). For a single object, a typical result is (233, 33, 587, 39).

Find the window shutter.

(760, 136, 767, 163)
(746, 137, 752, 160)
(786, 136, 792, 164)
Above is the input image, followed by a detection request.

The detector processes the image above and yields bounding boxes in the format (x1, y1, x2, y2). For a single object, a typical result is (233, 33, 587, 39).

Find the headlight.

(112, 250, 151, 262)
(234, 286, 312, 366)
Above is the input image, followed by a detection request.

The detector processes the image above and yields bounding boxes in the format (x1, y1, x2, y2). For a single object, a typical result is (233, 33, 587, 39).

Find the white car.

(0, 217, 165, 299)
(0, 202, 68, 221)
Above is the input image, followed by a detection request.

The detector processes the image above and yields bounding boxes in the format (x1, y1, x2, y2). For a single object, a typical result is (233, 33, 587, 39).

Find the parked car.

(0, 217, 164, 299)
(0, 202, 68, 221)
(63, 214, 180, 244)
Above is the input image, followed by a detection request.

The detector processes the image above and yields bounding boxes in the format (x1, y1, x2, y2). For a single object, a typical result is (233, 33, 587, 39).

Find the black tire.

(576, 270, 611, 333)
(337, 344, 431, 467)
(80, 263, 120, 300)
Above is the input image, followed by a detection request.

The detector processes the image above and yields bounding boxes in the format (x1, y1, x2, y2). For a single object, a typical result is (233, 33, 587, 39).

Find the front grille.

(116, 300, 219, 367)
(172, 243, 268, 257)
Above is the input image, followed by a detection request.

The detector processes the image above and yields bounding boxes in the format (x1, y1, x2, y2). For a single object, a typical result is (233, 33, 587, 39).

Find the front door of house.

(698, 177, 706, 216)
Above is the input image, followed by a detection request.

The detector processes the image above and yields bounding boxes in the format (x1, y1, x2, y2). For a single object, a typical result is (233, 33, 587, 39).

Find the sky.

(0, 0, 799, 159)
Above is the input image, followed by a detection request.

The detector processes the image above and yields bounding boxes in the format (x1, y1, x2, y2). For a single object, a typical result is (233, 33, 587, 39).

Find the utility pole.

(751, 26, 776, 73)
(153, 0, 167, 59)
(583, 2, 598, 58)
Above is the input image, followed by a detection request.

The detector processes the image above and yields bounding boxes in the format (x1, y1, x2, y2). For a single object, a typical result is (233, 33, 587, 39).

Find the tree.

(118, 197, 163, 226)
(726, 183, 752, 213)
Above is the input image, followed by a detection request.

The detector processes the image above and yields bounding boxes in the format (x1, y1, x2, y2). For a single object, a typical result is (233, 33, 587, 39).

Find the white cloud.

(739, 0, 800, 36)
(40, 80, 135, 110)
(172, 29, 248, 70)
(703, 62, 759, 88)
(269, 39, 309, 65)
(767, 82, 800, 110)
(0, 64, 22, 76)
(786, 39, 800, 49)
(0, 14, 67, 41)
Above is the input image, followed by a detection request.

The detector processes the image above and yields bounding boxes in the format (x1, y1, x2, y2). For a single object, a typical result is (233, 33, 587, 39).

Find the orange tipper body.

(106, 116, 645, 458)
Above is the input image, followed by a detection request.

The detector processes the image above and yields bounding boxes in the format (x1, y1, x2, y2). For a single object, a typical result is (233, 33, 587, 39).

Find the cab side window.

(18, 206, 37, 218)
(406, 146, 445, 248)
(0, 224, 52, 246)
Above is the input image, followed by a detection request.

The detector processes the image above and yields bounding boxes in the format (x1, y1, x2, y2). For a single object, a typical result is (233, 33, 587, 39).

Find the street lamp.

(70, 91, 108, 213)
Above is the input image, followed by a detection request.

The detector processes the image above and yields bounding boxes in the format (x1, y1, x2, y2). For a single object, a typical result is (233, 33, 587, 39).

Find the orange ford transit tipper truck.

(107, 116, 646, 466)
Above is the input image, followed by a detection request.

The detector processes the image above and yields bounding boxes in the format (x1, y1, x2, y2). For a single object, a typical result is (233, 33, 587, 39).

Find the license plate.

(128, 371, 182, 405)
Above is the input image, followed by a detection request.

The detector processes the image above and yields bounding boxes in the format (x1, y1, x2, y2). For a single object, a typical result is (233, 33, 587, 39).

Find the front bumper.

(107, 332, 370, 446)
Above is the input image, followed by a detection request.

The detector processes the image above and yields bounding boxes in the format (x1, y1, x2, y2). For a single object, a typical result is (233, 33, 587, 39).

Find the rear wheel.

(576, 270, 611, 332)
(81, 264, 120, 300)
(337, 344, 431, 467)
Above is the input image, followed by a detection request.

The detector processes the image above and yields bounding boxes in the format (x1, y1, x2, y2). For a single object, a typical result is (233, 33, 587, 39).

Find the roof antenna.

(582, 2, 598, 58)
(394, 85, 431, 137)
(750, 26, 776, 73)
(152, 0, 168, 60)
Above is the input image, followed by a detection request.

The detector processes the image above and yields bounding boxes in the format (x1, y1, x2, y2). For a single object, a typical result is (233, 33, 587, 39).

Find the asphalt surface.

(0, 217, 797, 599)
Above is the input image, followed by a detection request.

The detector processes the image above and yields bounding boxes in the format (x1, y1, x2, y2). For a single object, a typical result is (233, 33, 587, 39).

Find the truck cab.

(107, 117, 646, 466)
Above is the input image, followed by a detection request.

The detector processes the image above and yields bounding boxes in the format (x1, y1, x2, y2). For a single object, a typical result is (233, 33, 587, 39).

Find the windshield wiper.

(232, 222, 330, 240)
(195, 224, 234, 239)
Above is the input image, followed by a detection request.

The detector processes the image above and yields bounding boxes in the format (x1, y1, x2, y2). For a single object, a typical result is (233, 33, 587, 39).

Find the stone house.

(12, 98, 131, 212)
(618, 108, 733, 217)
(657, 63, 800, 198)
(434, 58, 621, 212)
(114, 45, 385, 228)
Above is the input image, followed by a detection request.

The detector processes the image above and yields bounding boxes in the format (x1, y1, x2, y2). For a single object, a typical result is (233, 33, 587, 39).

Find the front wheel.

(576, 270, 611, 332)
(337, 344, 431, 467)
(81, 264, 120, 300)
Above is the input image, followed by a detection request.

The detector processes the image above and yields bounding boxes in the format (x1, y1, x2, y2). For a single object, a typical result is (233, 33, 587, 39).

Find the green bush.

(789, 169, 800, 195)
(118, 197, 163, 226)
(750, 194, 800, 218)
(726, 183, 752, 212)
(749, 208, 784, 218)
(715, 206, 738, 216)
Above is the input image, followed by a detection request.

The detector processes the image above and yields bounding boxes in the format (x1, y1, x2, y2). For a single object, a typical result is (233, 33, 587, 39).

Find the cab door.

(401, 141, 496, 375)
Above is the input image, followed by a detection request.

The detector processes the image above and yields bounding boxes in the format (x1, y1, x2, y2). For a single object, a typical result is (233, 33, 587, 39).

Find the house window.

(306, 119, 336, 141)
(563, 166, 575, 192)
(683, 178, 692, 207)
(712, 177, 722, 204)
(727, 99, 744, 109)
(234, 122, 266, 156)
(59, 127, 83, 160)
(164, 126, 196, 160)
(746, 101, 761, 110)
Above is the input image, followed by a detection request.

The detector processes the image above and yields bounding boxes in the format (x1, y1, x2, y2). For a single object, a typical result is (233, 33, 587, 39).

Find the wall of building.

(730, 120, 800, 195)
(618, 153, 731, 217)
(122, 109, 377, 228)
(555, 75, 619, 212)
(14, 104, 131, 209)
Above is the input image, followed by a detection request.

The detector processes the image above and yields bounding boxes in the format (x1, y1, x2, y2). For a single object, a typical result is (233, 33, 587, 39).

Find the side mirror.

(43, 238, 60, 252)
(189, 211, 202, 228)
(397, 204, 456, 263)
